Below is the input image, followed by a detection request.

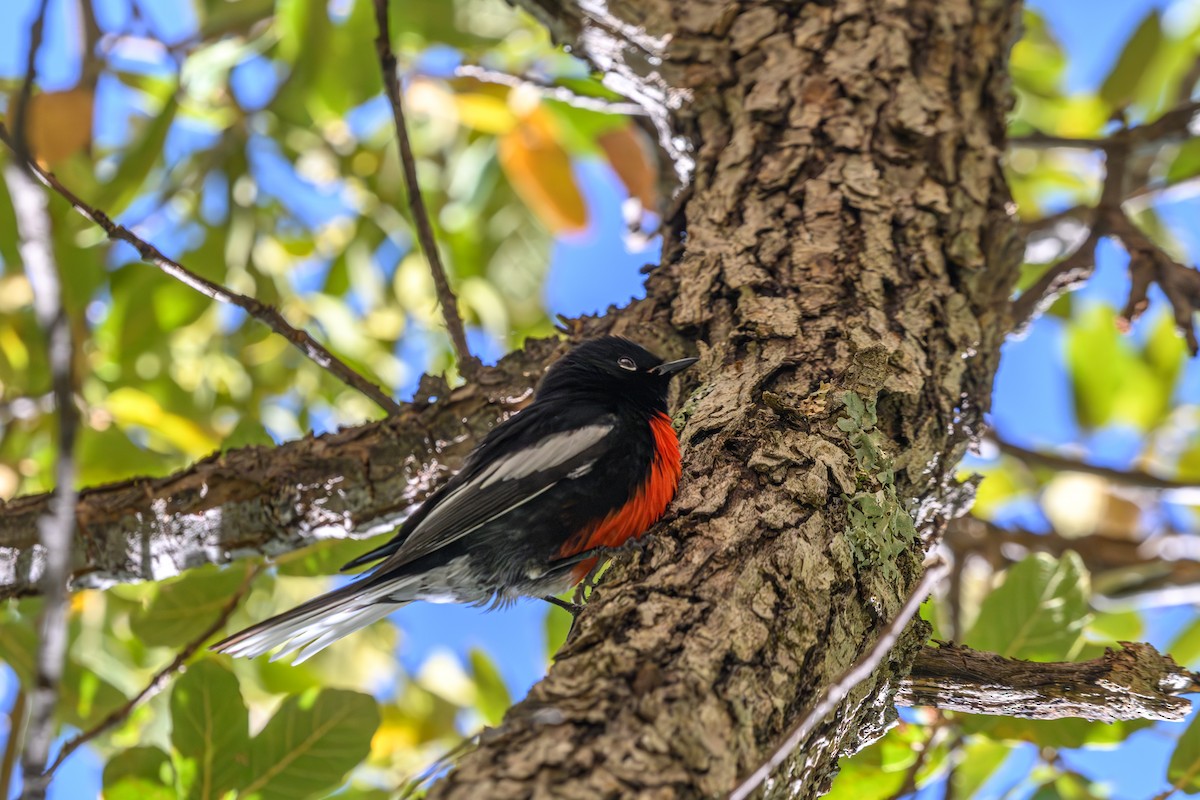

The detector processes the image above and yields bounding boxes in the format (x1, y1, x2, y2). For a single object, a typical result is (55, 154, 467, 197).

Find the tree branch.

(989, 435, 1200, 492)
(898, 642, 1200, 723)
(1010, 102, 1200, 151)
(42, 564, 260, 778)
(0, 310, 666, 598)
(10, 0, 50, 166)
(1011, 102, 1200, 348)
(0, 123, 403, 416)
(373, 0, 478, 380)
(6, 134, 78, 800)
(449, 65, 648, 117)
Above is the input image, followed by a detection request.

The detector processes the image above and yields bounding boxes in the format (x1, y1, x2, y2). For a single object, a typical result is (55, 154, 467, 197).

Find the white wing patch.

(477, 423, 613, 487)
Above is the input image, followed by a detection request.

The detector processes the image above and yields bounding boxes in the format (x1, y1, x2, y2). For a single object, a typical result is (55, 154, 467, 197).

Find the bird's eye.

(617, 356, 637, 371)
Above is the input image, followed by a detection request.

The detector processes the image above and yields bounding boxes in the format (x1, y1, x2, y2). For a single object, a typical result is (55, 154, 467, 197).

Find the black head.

(536, 336, 697, 413)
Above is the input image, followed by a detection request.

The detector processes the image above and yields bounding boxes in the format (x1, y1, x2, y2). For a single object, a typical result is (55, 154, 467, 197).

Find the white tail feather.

(213, 582, 408, 662)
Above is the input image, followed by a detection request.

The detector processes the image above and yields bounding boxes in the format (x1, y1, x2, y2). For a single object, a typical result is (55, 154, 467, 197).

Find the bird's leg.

(542, 594, 584, 617)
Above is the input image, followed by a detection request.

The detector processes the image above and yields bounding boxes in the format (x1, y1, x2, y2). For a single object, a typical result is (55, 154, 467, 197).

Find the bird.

(211, 336, 697, 663)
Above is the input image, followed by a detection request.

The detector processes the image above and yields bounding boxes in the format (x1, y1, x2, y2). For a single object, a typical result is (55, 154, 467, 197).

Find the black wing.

(344, 407, 617, 573)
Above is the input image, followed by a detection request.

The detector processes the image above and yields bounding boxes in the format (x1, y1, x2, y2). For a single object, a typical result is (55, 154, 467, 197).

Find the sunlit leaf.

(132, 563, 252, 648)
(965, 552, 1090, 662)
(242, 688, 380, 800)
(469, 648, 512, 726)
(1169, 713, 1200, 794)
(1099, 11, 1161, 109)
(170, 661, 250, 800)
(103, 746, 176, 800)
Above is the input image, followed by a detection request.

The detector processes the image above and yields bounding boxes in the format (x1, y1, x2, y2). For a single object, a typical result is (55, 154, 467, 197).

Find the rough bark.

(428, 0, 1022, 798)
(900, 642, 1200, 723)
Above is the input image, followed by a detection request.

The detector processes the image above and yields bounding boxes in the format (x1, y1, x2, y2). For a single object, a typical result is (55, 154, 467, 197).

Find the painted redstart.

(212, 336, 696, 662)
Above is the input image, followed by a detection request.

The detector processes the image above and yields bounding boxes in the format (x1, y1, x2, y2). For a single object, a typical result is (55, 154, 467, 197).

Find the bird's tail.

(210, 579, 408, 664)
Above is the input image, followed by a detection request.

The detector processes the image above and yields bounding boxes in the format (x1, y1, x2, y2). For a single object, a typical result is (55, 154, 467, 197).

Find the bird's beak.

(650, 357, 698, 376)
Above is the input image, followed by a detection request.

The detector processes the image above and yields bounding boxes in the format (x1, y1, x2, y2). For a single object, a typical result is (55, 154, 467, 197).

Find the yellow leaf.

(105, 387, 220, 457)
(497, 107, 587, 234)
(8, 87, 95, 166)
(598, 125, 658, 209)
(453, 93, 517, 134)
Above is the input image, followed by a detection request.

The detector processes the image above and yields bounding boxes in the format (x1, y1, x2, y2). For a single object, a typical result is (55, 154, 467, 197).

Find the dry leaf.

(9, 87, 95, 166)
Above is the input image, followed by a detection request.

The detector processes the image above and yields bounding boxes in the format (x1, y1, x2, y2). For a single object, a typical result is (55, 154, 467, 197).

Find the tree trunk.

(427, 0, 1022, 797)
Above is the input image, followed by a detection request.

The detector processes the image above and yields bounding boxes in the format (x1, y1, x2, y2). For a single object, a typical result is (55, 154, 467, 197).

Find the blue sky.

(3, 0, 1200, 797)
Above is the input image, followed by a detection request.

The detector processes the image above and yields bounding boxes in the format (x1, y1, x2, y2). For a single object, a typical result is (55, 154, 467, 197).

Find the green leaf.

(469, 648, 512, 726)
(1168, 617, 1200, 667)
(1099, 11, 1162, 109)
(242, 689, 380, 800)
(1066, 304, 1175, 430)
(1167, 140, 1200, 186)
(94, 94, 180, 216)
(170, 661, 250, 800)
(963, 715, 1149, 749)
(1169, 712, 1200, 793)
(951, 737, 1011, 798)
(545, 599, 572, 660)
(965, 552, 1091, 662)
(103, 746, 176, 800)
(133, 563, 251, 648)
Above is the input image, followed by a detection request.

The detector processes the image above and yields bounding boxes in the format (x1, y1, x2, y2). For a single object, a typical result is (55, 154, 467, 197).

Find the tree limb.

(898, 642, 1200, 723)
(0, 311, 671, 599)
(989, 435, 1200, 492)
(0, 123, 403, 415)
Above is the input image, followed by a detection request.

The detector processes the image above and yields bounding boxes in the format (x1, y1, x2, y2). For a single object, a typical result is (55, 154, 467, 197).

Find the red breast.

(559, 412, 682, 581)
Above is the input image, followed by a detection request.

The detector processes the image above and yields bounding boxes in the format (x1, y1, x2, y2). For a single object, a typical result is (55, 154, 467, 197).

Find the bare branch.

(373, 0, 479, 380)
(0, 123, 402, 416)
(6, 158, 78, 800)
(1109, 210, 1200, 355)
(989, 435, 1200, 492)
(729, 557, 950, 800)
(1, 689, 27, 799)
(43, 564, 260, 778)
(10, 0, 50, 165)
(1010, 102, 1200, 151)
(898, 642, 1199, 722)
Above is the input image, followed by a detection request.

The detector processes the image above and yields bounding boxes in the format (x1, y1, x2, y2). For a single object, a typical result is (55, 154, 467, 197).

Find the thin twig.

(452, 65, 647, 117)
(0, 123, 402, 416)
(42, 564, 260, 778)
(6, 158, 78, 800)
(10, 0, 51, 165)
(990, 435, 1200, 492)
(729, 556, 950, 800)
(1, 689, 27, 799)
(1009, 102, 1200, 151)
(886, 715, 946, 800)
(373, 0, 479, 379)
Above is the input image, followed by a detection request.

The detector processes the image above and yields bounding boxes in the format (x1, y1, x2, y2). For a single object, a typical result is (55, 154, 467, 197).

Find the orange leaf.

(598, 125, 658, 209)
(9, 87, 95, 167)
(497, 108, 587, 234)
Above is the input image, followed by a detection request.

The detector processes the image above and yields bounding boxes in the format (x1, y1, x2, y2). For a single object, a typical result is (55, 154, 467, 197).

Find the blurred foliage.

(0, 0, 646, 795)
(2, 0, 1200, 798)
